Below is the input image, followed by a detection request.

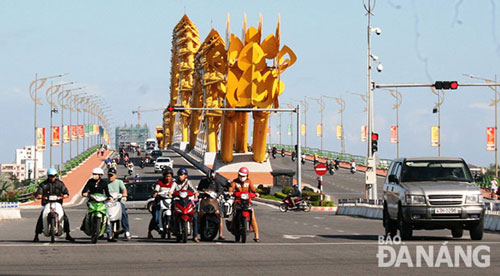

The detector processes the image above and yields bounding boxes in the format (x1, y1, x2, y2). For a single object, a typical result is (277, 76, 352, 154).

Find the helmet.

(47, 168, 58, 176)
(177, 168, 188, 176)
(92, 167, 104, 175)
(238, 167, 249, 177)
(162, 167, 174, 176)
(108, 168, 117, 175)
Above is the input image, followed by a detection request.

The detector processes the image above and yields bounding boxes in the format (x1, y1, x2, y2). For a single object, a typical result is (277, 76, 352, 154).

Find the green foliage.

(274, 192, 287, 199)
(256, 187, 271, 195)
(260, 194, 281, 201)
(281, 186, 296, 195)
(311, 200, 335, 207)
(301, 190, 321, 201)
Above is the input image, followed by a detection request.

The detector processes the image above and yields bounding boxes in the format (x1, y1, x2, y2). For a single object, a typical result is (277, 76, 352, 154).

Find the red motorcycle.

(173, 190, 196, 243)
(279, 193, 312, 212)
(232, 192, 256, 243)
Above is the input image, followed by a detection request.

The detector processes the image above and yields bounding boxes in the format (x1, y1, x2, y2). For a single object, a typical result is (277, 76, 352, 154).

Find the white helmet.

(92, 167, 104, 175)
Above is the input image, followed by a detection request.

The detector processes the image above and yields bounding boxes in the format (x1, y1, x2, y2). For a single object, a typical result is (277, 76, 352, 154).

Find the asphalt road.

(1, 150, 499, 275)
(269, 154, 385, 202)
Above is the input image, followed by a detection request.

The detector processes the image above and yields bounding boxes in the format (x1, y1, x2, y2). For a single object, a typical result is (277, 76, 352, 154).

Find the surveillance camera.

(374, 27, 382, 35)
(376, 63, 383, 72)
(370, 54, 378, 61)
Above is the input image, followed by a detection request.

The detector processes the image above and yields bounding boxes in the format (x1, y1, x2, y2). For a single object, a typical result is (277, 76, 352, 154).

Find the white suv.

(154, 157, 173, 173)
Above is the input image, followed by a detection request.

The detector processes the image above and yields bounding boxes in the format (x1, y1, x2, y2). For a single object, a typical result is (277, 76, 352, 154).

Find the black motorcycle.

(281, 148, 285, 157)
(291, 151, 297, 162)
(198, 190, 220, 241)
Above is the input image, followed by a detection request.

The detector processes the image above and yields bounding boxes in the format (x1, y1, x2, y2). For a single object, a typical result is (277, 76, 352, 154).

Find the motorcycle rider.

(228, 167, 260, 242)
(107, 168, 131, 240)
(284, 184, 300, 208)
(81, 167, 114, 242)
(350, 159, 356, 173)
(197, 170, 225, 240)
(148, 167, 175, 239)
(271, 146, 277, 158)
(334, 157, 340, 169)
(33, 168, 74, 242)
(168, 168, 200, 243)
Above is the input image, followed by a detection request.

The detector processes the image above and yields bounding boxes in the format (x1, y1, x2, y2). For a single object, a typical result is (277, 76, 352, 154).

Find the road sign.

(314, 163, 328, 176)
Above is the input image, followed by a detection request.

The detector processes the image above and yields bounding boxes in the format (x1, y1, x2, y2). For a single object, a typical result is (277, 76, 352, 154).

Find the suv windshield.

(156, 158, 170, 163)
(401, 160, 473, 183)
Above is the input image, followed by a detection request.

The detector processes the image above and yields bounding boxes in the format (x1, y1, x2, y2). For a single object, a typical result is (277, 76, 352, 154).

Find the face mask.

(239, 176, 247, 182)
(93, 175, 100, 180)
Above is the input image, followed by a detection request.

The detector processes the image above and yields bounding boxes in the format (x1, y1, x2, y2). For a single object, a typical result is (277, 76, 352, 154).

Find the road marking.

(313, 225, 319, 228)
(252, 201, 278, 210)
(337, 230, 344, 233)
(314, 217, 324, 219)
(283, 234, 316, 240)
(294, 221, 298, 224)
(134, 218, 142, 221)
(324, 227, 331, 230)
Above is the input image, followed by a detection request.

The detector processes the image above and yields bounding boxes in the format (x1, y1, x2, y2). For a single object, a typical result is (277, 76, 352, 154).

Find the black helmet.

(162, 167, 174, 177)
(108, 168, 117, 175)
(177, 167, 188, 176)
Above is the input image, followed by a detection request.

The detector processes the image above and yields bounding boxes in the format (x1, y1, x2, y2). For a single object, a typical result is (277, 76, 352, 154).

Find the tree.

(0, 173, 14, 197)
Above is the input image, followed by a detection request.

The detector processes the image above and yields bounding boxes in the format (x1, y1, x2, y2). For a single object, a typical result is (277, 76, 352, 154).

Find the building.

(0, 163, 26, 181)
(0, 146, 46, 181)
(115, 124, 150, 150)
(15, 146, 43, 168)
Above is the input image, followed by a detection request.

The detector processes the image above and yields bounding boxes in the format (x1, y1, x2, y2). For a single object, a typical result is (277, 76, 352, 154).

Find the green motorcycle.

(83, 193, 108, 244)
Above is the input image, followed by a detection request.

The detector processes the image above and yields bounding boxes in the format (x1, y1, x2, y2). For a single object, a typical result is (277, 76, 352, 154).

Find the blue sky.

(0, 0, 499, 168)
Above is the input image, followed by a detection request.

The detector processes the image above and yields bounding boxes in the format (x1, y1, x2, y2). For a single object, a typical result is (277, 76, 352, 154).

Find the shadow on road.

(318, 234, 379, 241)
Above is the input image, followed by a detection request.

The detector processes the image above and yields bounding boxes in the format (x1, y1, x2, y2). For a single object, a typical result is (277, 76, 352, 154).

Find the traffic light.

(371, 132, 379, 154)
(166, 105, 184, 112)
(434, 81, 458, 90)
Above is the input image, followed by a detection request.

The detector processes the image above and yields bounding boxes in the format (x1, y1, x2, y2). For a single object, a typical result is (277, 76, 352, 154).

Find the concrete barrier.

(0, 202, 21, 220)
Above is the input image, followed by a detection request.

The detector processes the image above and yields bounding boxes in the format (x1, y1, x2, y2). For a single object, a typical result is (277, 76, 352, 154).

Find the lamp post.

(383, 89, 402, 158)
(306, 96, 325, 151)
(67, 89, 85, 160)
(346, 91, 367, 112)
(430, 87, 445, 156)
(71, 93, 87, 156)
(286, 104, 295, 146)
(300, 99, 309, 148)
(324, 96, 346, 154)
(463, 73, 499, 178)
(29, 73, 67, 181)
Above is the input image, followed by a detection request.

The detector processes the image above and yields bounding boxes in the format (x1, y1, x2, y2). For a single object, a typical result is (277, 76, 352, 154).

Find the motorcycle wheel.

(201, 220, 218, 241)
(279, 203, 288, 213)
(182, 221, 188, 243)
(50, 216, 56, 243)
(241, 218, 247, 243)
(91, 216, 101, 244)
(304, 201, 312, 212)
(329, 169, 334, 175)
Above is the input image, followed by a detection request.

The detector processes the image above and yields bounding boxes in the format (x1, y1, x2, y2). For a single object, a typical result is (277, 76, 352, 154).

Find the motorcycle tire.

(292, 157, 296, 162)
(272, 154, 276, 159)
(281, 153, 285, 157)
(182, 221, 188, 243)
(301, 160, 305, 165)
(91, 217, 101, 244)
(329, 169, 334, 175)
(201, 220, 218, 241)
(50, 216, 56, 243)
(279, 203, 288, 213)
(241, 218, 247, 243)
(304, 202, 312, 212)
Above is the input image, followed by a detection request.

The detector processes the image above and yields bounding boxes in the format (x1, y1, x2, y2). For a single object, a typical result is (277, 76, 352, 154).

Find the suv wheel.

(451, 228, 463, 238)
(469, 220, 484, 240)
(383, 205, 397, 238)
(397, 208, 412, 240)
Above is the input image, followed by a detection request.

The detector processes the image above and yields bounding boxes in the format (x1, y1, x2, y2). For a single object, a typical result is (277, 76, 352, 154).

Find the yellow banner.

(301, 124, 305, 136)
(36, 127, 46, 151)
(336, 125, 342, 140)
(316, 124, 322, 137)
(361, 126, 367, 142)
(431, 126, 439, 147)
(63, 125, 70, 143)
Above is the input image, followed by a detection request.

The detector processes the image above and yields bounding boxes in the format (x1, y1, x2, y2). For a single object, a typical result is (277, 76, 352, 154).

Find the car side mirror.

(388, 174, 399, 184)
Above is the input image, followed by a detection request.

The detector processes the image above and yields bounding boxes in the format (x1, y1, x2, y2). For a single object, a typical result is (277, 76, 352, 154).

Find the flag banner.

(267, 127, 271, 135)
(431, 126, 439, 147)
(316, 124, 322, 137)
(94, 124, 99, 135)
(51, 126, 60, 147)
(85, 124, 90, 137)
(336, 125, 342, 140)
(390, 125, 398, 144)
(63, 125, 70, 143)
(287, 124, 292, 136)
(36, 127, 46, 151)
(361, 126, 367, 142)
(71, 125, 77, 141)
(487, 127, 495, 151)
(78, 125, 84, 139)
(99, 126, 104, 136)
(301, 124, 306, 136)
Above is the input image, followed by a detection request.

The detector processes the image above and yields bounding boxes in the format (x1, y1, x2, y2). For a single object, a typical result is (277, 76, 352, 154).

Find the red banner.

(390, 126, 398, 144)
(78, 125, 84, 138)
(71, 125, 77, 141)
(51, 126, 60, 147)
(487, 127, 495, 151)
(36, 127, 46, 151)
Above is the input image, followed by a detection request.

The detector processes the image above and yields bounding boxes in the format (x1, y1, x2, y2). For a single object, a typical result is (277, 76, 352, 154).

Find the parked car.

(154, 157, 173, 173)
(123, 182, 155, 210)
(383, 157, 484, 240)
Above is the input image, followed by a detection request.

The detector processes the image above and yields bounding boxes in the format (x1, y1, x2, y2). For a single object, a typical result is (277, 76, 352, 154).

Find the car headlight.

(465, 194, 482, 204)
(405, 194, 425, 205)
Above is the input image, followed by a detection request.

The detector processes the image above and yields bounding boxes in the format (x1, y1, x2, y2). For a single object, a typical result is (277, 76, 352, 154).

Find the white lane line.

(313, 225, 319, 228)
(294, 221, 298, 224)
(337, 230, 344, 233)
(324, 227, 331, 230)
(353, 233, 360, 236)
(134, 218, 143, 221)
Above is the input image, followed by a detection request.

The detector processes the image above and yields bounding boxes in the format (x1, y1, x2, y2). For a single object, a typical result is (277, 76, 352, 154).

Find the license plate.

(434, 208, 460, 214)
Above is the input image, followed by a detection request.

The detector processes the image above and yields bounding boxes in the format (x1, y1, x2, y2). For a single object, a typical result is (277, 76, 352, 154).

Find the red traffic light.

(450, 81, 458, 89)
(167, 106, 175, 112)
(434, 81, 458, 90)
(371, 133, 379, 141)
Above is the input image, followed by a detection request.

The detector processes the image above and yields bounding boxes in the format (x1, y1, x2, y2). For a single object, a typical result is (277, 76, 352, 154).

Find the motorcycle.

(327, 163, 335, 175)
(42, 195, 65, 243)
(219, 191, 234, 218)
(350, 165, 356, 174)
(156, 192, 173, 239)
(84, 193, 108, 244)
(128, 165, 134, 176)
(334, 161, 340, 171)
(301, 155, 306, 165)
(291, 152, 297, 162)
(140, 160, 145, 169)
(106, 192, 123, 239)
(279, 194, 312, 212)
(281, 149, 285, 157)
(198, 190, 220, 241)
(173, 190, 196, 243)
(231, 191, 256, 243)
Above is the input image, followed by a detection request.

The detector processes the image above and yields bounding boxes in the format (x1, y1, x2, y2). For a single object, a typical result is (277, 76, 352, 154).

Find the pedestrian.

(317, 176, 323, 192)
(491, 177, 498, 200)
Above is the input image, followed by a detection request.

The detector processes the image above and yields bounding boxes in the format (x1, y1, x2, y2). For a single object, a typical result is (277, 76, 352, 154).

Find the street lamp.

(383, 89, 402, 158)
(300, 99, 309, 148)
(346, 91, 367, 112)
(463, 73, 499, 178)
(286, 104, 295, 146)
(66, 88, 85, 160)
(306, 96, 326, 151)
(430, 87, 444, 156)
(324, 95, 346, 154)
(29, 73, 67, 181)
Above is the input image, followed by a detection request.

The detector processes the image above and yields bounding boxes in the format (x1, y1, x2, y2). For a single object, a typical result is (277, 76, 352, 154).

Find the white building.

(0, 163, 26, 181)
(16, 146, 43, 168)
(0, 146, 46, 181)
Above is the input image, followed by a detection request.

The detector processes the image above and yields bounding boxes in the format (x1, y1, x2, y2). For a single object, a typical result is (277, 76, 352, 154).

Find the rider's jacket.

(229, 178, 256, 193)
(155, 179, 174, 193)
(82, 178, 111, 199)
(35, 179, 69, 205)
(169, 179, 197, 194)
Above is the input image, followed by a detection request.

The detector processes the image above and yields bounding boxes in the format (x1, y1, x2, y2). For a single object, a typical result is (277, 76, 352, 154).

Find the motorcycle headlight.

(405, 194, 425, 205)
(241, 193, 249, 200)
(179, 191, 188, 199)
(465, 194, 482, 204)
(48, 195, 58, 201)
